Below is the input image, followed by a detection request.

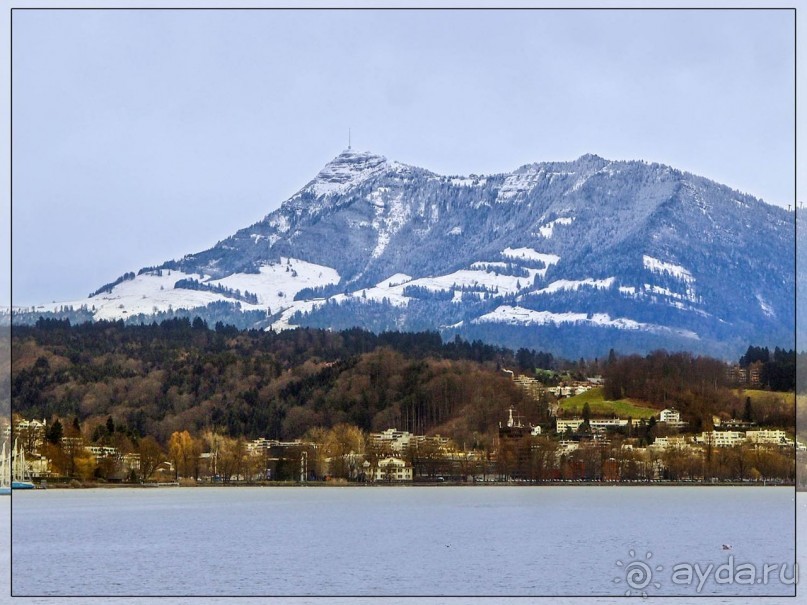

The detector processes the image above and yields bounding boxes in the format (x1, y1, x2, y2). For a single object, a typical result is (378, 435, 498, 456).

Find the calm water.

(4, 486, 802, 603)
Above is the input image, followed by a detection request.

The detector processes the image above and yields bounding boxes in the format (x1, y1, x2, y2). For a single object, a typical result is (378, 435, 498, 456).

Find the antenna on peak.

(348, 128, 351, 150)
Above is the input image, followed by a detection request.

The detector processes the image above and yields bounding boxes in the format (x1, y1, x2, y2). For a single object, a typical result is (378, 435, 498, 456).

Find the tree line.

(602, 348, 796, 432)
(10, 320, 538, 448)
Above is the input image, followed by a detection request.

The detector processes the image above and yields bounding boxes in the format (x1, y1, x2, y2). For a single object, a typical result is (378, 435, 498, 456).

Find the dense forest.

(9, 319, 543, 445)
(5, 320, 799, 450)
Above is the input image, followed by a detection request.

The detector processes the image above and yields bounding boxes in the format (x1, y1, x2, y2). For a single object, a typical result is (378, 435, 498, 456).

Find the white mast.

(0, 442, 7, 488)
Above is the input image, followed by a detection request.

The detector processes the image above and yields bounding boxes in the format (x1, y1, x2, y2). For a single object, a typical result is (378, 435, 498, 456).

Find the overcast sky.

(9, 7, 796, 307)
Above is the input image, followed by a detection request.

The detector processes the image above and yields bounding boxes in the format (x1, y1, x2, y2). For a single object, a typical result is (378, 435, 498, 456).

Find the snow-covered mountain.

(19, 149, 795, 358)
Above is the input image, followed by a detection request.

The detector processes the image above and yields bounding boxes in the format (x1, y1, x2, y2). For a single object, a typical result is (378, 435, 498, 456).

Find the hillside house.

(369, 428, 413, 453)
(696, 431, 746, 448)
(650, 436, 690, 450)
(745, 430, 791, 446)
(658, 408, 688, 430)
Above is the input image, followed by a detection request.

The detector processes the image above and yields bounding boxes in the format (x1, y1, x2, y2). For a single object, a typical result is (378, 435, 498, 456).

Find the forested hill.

(10, 319, 543, 444)
(9, 320, 798, 448)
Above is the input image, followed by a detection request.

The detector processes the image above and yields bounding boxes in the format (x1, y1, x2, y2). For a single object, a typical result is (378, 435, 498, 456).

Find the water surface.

(7, 486, 800, 601)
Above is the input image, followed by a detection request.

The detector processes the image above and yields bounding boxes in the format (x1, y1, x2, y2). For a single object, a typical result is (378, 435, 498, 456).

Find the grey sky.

(9, 8, 796, 307)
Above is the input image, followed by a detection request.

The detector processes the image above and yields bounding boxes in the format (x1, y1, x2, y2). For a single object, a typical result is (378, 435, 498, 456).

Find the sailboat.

(0, 441, 10, 495)
(11, 439, 35, 490)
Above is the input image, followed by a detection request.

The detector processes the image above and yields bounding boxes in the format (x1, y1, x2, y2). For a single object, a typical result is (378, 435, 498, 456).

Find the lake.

(5, 486, 801, 603)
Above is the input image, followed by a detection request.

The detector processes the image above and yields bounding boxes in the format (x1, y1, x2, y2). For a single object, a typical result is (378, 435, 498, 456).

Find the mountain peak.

(304, 149, 390, 197)
(576, 153, 607, 162)
(335, 147, 386, 162)
(28, 149, 793, 360)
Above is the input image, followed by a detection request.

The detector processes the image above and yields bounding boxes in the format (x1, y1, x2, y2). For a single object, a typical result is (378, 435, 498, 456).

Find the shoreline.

(27, 480, 798, 489)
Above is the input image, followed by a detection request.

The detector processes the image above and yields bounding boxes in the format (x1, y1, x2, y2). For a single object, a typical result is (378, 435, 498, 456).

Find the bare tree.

(138, 436, 165, 482)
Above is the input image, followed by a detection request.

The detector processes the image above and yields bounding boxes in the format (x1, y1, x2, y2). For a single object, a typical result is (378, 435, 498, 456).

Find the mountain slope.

(19, 149, 795, 358)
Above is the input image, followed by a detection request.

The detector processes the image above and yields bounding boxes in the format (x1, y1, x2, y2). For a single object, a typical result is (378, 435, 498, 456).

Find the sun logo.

(614, 549, 664, 597)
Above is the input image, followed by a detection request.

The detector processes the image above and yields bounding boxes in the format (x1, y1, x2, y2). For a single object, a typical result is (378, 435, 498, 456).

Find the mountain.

(17, 149, 796, 359)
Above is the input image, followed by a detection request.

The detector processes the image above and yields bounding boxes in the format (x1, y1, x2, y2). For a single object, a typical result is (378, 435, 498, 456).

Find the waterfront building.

(373, 457, 413, 482)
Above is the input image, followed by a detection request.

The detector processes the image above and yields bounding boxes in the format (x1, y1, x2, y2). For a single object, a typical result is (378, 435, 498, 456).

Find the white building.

(410, 434, 451, 451)
(26, 453, 50, 478)
(589, 418, 631, 432)
(658, 408, 688, 430)
(122, 453, 141, 473)
(370, 428, 413, 453)
(86, 445, 120, 461)
(556, 418, 583, 434)
(557, 417, 632, 434)
(373, 457, 413, 482)
(513, 375, 545, 395)
(697, 431, 746, 448)
(548, 384, 592, 398)
(659, 409, 680, 423)
(650, 436, 690, 450)
(247, 438, 309, 455)
(12, 419, 48, 449)
(745, 430, 791, 446)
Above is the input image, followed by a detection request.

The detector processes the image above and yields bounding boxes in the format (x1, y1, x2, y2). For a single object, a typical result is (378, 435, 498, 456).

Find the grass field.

(557, 387, 659, 419)
(734, 389, 794, 404)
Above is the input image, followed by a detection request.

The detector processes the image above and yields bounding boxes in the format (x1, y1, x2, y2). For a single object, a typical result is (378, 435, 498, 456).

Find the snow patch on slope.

(474, 305, 698, 338)
(497, 167, 575, 202)
(377, 274, 412, 289)
(449, 176, 486, 187)
(502, 247, 560, 265)
(470, 261, 509, 271)
(537, 217, 575, 239)
(643, 283, 698, 303)
(530, 277, 615, 295)
(44, 258, 341, 326)
(212, 258, 340, 308)
(38, 270, 252, 321)
(267, 214, 290, 233)
(501, 248, 560, 278)
(756, 294, 775, 318)
(497, 168, 543, 201)
(334, 274, 416, 308)
(270, 300, 320, 331)
(392, 268, 536, 296)
(643, 255, 694, 283)
(370, 190, 410, 259)
(268, 272, 414, 331)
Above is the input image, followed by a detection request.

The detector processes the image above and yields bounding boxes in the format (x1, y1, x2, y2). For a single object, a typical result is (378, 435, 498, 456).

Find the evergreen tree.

(46, 419, 63, 445)
(743, 397, 754, 422)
